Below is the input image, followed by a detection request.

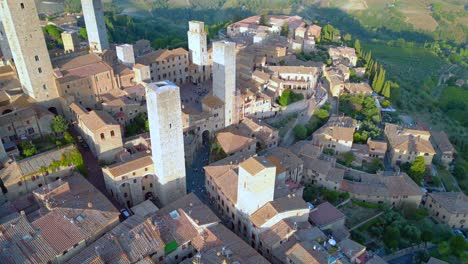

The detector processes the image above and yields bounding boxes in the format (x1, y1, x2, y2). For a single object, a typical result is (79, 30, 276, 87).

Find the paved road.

(69, 127, 123, 210)
(186, 143, 210, 204)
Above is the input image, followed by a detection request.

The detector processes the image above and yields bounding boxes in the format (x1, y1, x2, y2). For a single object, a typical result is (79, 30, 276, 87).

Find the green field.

(440, 86, 468, 125)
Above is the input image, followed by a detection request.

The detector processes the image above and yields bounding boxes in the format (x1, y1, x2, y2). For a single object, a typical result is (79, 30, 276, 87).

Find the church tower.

(188, 21, 209, 66)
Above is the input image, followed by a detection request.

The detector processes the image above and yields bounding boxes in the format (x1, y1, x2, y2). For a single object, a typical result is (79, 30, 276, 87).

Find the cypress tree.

(382, 81, 391, 98)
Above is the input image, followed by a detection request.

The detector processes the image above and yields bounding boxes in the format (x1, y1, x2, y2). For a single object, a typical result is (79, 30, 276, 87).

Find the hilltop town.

(0, 1, 466, 264)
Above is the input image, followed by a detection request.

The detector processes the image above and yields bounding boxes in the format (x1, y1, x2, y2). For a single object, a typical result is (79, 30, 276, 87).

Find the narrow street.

(186, 143, 210, 204)
(69, 127, 123, 209)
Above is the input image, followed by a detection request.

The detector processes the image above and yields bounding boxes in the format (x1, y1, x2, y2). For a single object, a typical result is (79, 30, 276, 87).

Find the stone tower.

(0, 0, 58, 104)
(145, 81, 186, 206)
(213, 41, 236, 127)
(116, 44, 135, 67)
(62, 31, 79, 52)
(0, 11, 12, 62)
(236, 157, 276, 215)
(188, 21, 209, 66)
(82, 0, 109, 53)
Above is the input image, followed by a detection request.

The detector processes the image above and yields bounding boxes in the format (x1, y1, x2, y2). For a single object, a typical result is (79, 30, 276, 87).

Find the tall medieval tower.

(188, 21, 209, 66)
(0, 10, 12, 62)
(0, 0, 58, 104)
(82, 0, 109, 53)
(145, 81, 187, 206)
(213, 41, 237, 127)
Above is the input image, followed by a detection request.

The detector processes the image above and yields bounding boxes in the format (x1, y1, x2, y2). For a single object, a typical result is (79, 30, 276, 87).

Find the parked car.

(120, 209, 131, 220)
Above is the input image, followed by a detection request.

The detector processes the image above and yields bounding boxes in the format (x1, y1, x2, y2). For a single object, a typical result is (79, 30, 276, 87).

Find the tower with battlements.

(213, 41, 237, 127)
(0, 0, 58, 104)
(82, 0, 109, 53)
(145, 81, 187, 206)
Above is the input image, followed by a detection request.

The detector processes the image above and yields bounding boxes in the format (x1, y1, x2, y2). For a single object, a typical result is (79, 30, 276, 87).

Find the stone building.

(136, 48, 191, 85)
(312, 115, 357, 154)
(146, 81, 186, 206)
(328, 46, 358, 67)
(82, 0, 109, 53)
(69, 103, 123, 162)
(54, 53, 116, 112)
(425, 192, 468, 229)
(430, 130, 456, 166)
(204, 156, 310, 251)
(0, 0, 59, 106)
(213, 41, 237, 127)
(0, 13, 12, 62)
(0, 145, 78, 203)
(67, 193, 268, 264)
(102, 152, 155, 208)
(384, 123, 436, 166)
(0, 104, 54, 144)
(265, 65, 321, 96)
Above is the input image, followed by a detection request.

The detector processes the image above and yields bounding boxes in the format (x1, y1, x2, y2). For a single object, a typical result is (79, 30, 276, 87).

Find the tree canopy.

(51, 115, 69, 134)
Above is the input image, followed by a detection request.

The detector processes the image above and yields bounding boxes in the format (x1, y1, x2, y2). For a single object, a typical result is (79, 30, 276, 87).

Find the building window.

(110, 130, 115, 137)
(20, 3, 25, 9)
(38, 67, 42, 73)
(100, 133, 105, 140)
(35, 55, 39, 61)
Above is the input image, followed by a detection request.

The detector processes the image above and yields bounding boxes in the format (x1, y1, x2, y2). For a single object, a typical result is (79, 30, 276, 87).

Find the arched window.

(110, 130, 115, 137)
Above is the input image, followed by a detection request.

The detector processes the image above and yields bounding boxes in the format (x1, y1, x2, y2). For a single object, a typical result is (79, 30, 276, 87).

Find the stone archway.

(48, 107, 58, 115)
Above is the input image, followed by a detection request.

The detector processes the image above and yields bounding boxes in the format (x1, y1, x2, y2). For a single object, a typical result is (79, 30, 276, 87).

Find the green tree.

(51, 115, 68, 134)
(259, 14, 268, 26)
(368, 158, 383, 173)
(343, 152, 355, 166)
(79, 28, 87, 40)
(313, 109, 329, 120)
(421, 230, 433, 245)
(280, 22, 289, 37)
(409, 156, 426, 184)
(382, 81, 391, 98)
(20, 141, 38, 158)
(354, 39, 362, 56)
(449, 235, 467, 256)
(63, 131, 74, 144)
(438, 241, 450, 255)
(64, 0, 81, 13)
(293, 125, 308, 140)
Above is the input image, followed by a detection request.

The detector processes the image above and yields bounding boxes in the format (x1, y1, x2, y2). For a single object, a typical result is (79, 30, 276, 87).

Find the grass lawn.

(341, 201, 382, 228)
(439, 86, 468, 124)
(438, 168, 459, 192)
(266, 113, 298, 138)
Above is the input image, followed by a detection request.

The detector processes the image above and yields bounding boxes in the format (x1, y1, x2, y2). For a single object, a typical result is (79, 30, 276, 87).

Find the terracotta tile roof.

(344, 82, 373, 94)
(266, 155, 287, 175)
(384, 123, 435, 154)
(285, 242, 322, 264)
(249, 195, 308, 227)
(338, 238, 366, 259)
(68, 215, 164, 264)
(264, 147, 303, 171)
(191, 224, 269, 264)
(32, 210, 87, 254)
(83, 110, 120, 132)
(309, 202, 345, 227)
(105, 153, 153, 177)
(428, 192, 468, 214)
(202, 95, 224, 108)
(259, 219, 295, 247)
(341, 173, 423, 198)
(156, 193, 219, 226)
(0, 213, 57, 263)
(135, 48, 188, 65)
(240, 156, 274, 176)
(57, 53, 102, 70)
(430, 131, 455, 153)
(216, 131, 255, 155)
(367, 139, 387, 154)
(268, 65, 319, 75)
